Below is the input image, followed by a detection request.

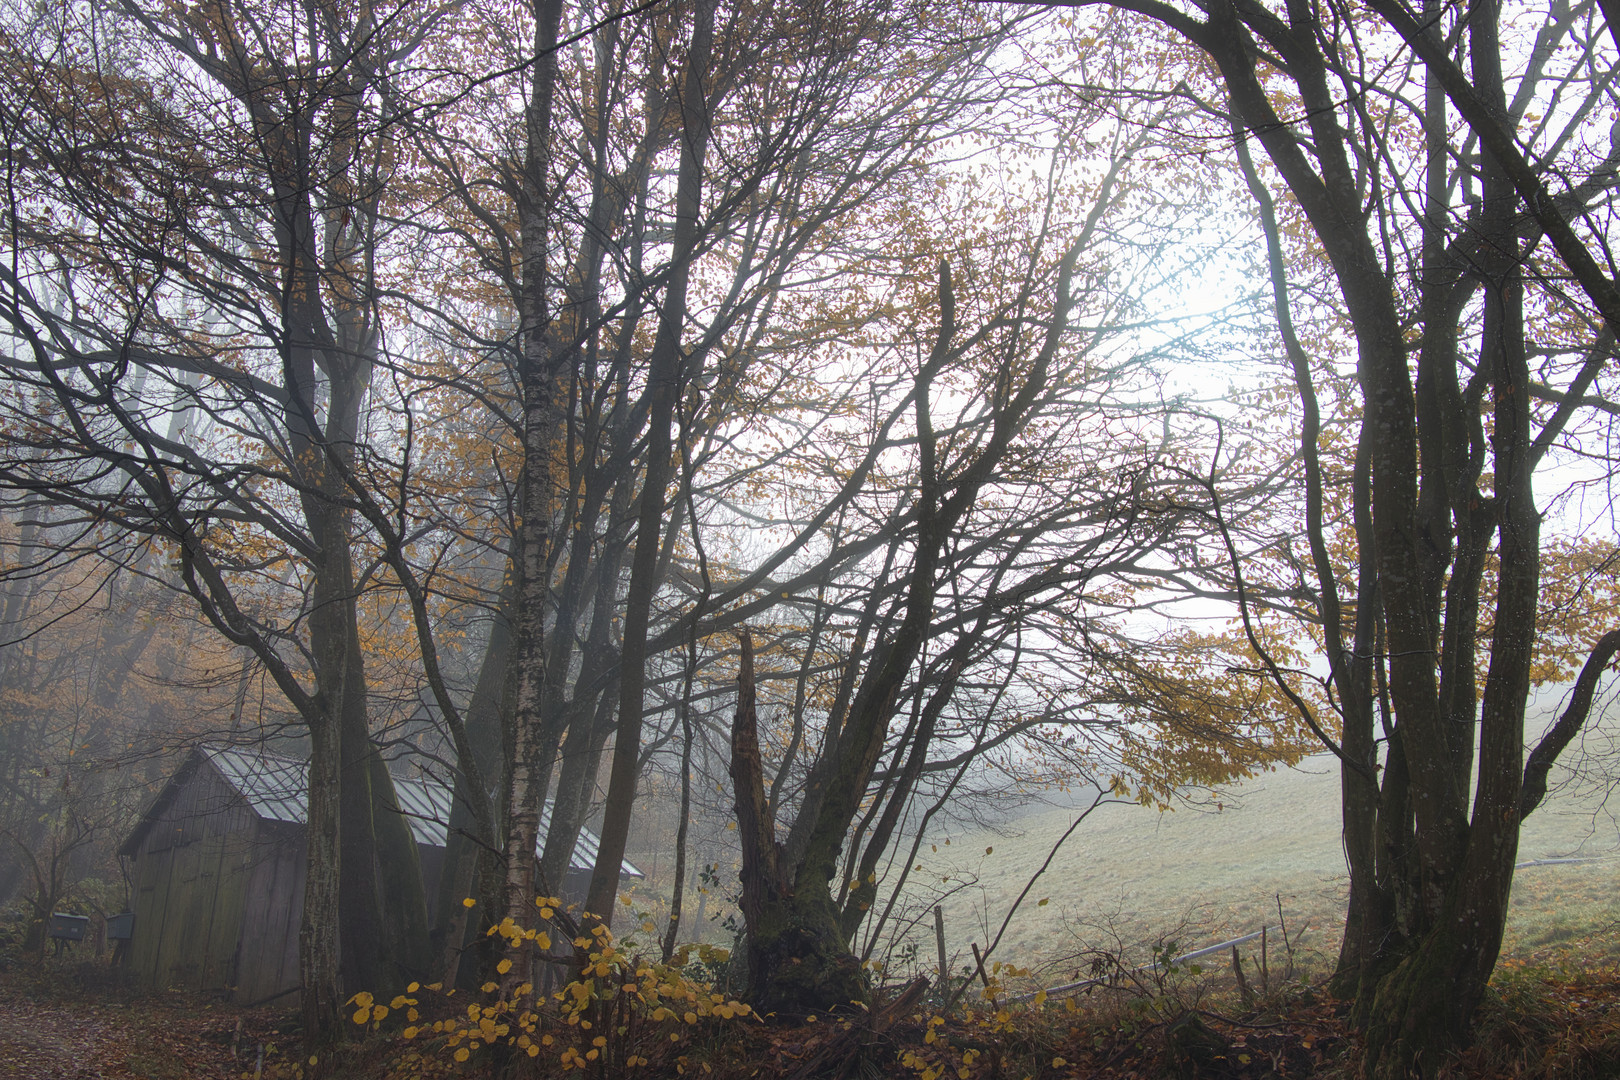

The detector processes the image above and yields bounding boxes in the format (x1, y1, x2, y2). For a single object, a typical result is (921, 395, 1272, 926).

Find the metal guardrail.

(1000, 855, 1609, 1005)
(1008, 925, 1284, 1004)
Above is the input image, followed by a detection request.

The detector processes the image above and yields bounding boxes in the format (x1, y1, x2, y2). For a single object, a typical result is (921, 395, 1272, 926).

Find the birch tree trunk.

(502, 0, 567, 991)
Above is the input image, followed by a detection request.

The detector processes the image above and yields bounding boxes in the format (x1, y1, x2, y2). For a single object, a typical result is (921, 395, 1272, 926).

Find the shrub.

(338, 901, 754, 1079)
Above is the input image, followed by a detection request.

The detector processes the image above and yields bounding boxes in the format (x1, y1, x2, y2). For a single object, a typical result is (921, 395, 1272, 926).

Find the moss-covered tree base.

(746, 891, 868, 1020)
(1360, 926, 1475, 1079)
(1344, 930, 1410, 1031)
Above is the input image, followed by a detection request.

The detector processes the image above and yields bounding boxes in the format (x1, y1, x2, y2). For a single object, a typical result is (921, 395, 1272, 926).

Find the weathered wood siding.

(125, 759, 301, 1001)
(233, 820, 305, 1003)
(123, 747, 643, 1005)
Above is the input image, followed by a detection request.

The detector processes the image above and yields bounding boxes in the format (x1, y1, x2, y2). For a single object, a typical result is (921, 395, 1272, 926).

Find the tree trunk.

(434, 577, 513, 984)
(733, 243, 1084, 1012)
(1358, 6, 1537, 1067)
(502, 0, 566, 991)
(368, 749, 434, 983)
(335, 664, 387, 994)
(1145, 0, 1614, 1072)
(301, 717, 343, 1047)
(538, 478, 637, 900)
(584, 0, 719, 927)
(730, 632, 866, 1018)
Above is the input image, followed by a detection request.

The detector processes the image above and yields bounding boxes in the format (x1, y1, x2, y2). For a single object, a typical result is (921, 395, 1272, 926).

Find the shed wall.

(123, 748, 642, 1005)
(232, 820, 306, 1003)
(127, 762, 258, 994)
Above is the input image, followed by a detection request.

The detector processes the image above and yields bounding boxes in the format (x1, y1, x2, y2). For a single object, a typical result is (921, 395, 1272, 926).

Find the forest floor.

(3, 937, 1620, 1080)
(0, 971, 283, 1080)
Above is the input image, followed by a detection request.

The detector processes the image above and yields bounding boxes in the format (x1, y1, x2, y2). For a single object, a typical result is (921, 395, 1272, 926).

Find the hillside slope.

(905, 744, 1619, 979)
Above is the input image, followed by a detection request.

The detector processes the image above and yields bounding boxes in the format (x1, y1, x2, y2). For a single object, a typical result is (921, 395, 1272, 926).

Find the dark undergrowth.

(3, 929, 1620, 1079)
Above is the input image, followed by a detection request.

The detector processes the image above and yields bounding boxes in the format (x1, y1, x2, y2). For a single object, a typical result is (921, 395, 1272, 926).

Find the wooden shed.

(118, 744, 642, 1003)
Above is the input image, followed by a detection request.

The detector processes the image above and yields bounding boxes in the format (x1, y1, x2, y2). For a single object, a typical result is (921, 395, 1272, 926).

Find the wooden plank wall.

(234, 822, 305, 1003)
(127, 759, 297, 999)
(126, 756, 623, 1004)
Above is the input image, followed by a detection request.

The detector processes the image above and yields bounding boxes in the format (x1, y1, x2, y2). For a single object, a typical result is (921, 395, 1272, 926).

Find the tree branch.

(1520, 628, 1620, 819)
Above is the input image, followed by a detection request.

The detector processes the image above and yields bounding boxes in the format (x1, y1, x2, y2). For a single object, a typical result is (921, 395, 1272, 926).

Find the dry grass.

(892, 748, 1620, 984)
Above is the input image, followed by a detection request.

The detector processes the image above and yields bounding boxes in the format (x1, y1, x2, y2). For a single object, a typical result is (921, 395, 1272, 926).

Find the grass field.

(891, 748, 1620, 985)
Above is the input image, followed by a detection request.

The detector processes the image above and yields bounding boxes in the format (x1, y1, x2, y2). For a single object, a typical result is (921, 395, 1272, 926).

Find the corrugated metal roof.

(206, 745, 310, 827)
(201, 745, 642, 878)
(390, 769, 452, 848)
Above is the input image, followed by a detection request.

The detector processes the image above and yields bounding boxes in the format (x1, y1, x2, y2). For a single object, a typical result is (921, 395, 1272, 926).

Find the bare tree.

(1046, 0, 1620, 1072)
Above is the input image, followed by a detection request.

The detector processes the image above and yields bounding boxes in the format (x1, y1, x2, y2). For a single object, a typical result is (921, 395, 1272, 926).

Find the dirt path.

(0, 998, 105, 1080)
(0, 986, 281, 1080)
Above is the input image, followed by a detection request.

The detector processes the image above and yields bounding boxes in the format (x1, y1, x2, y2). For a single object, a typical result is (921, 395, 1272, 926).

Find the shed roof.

(124, 745, 642, 879)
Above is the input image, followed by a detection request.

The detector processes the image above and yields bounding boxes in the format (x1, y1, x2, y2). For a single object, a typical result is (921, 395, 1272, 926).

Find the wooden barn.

(118, 744, 642, 1003)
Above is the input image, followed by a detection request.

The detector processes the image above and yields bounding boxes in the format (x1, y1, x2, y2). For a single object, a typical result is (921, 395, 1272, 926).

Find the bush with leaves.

(332, 909, 753, 1078)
